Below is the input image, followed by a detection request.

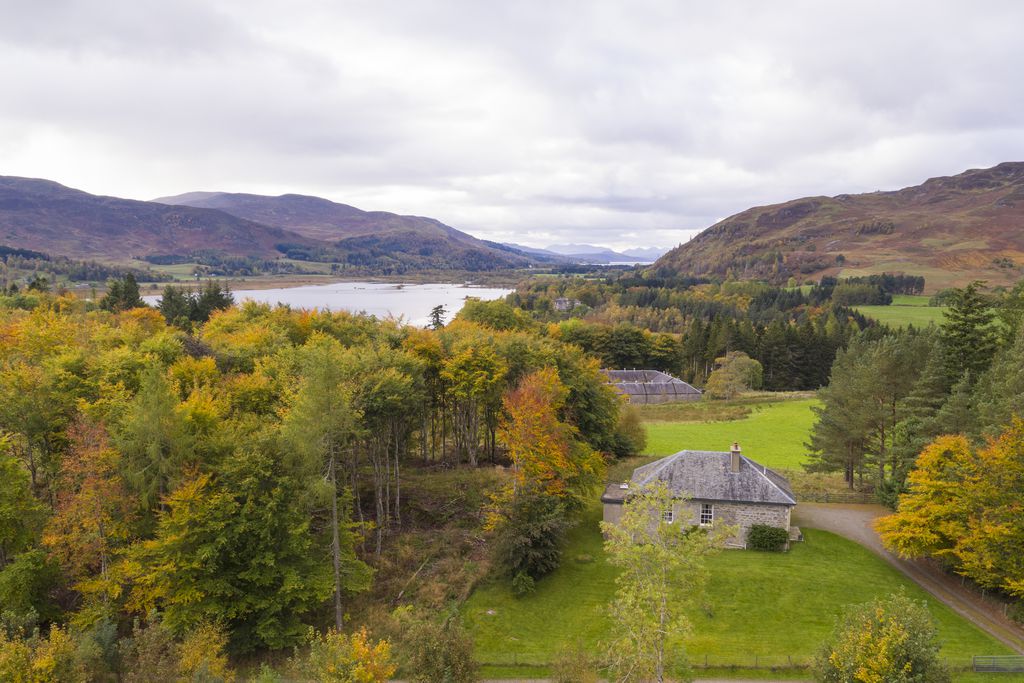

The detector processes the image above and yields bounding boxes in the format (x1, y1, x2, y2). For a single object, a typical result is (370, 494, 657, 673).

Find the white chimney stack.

(730, 442, 742, 473)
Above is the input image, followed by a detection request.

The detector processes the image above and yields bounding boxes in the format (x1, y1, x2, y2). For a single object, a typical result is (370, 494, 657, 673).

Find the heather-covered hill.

(653, 162, 1024, 290)
(0, 176, 316, 260)
(155, 191, 537, 270)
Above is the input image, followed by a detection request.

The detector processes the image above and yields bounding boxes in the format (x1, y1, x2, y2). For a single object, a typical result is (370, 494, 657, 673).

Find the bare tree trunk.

(329, 451, 344, 629)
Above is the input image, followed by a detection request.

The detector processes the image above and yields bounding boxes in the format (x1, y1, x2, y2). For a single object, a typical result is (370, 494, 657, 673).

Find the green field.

(463, 504, 1013, 677)
(641, 398, 818, 470)
(855, 294, 948, 328)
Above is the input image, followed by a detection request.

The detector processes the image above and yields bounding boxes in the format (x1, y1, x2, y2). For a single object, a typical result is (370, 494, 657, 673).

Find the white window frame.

(662, 507, 675, 524)
(699, 503, 714, 526)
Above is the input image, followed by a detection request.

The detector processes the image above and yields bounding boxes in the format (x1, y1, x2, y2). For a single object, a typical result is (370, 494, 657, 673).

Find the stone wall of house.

(603, 502, 624, 526)
(674, 500, 791, 549)
(604, 498, 793, 548)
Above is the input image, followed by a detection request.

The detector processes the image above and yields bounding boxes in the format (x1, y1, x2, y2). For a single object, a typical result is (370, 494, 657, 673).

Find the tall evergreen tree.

(940, 282, 998, 383)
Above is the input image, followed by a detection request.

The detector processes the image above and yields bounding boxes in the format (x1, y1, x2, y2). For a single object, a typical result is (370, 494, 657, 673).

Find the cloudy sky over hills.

(2, 0, 1023, 250)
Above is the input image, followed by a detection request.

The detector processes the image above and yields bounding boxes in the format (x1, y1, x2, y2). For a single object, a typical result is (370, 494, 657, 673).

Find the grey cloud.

(0, 0, 1023, 250)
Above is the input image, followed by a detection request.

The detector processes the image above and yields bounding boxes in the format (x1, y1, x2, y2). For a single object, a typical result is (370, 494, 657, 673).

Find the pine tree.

(940, 282, 998, 383)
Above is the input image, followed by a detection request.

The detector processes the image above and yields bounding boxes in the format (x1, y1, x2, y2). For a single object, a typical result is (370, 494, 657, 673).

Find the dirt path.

(793, 503, 1024, 654)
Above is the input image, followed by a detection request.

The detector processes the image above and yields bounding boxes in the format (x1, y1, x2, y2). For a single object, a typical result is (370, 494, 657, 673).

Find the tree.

(282, 337, 369, 630)
(123, 446, 338, 651)
(600, 482, 729, 682)
(429, 304, 447, 330)
(157, 286, 191, 328)
(100, 274, 144, 313)
(813, 591, 950, 683)
(0, 436, 45, 570)
(875, 435, 977, 565)
(940, 281, 998, 384)
(499, 368, 604, 507)
(115, 367, 193, 514)
(488, 487, 569, 588)
(703, 351, 763, 400)
(42, 420, 134, 591)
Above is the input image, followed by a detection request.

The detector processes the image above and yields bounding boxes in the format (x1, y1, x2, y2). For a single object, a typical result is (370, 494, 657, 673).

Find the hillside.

(0, 177, 539, 273)
(653, 162, 1024, 290)
(0, 176, 313, 260)
(155, 191, 537, 270)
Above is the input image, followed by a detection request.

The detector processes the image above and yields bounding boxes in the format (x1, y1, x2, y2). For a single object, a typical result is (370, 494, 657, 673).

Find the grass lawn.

(463, 505, 1015, 678)
(641, 398, 818, 470)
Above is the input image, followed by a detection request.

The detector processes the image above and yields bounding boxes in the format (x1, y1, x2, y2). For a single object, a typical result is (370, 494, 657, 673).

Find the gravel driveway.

(793, 503, 1024, 654)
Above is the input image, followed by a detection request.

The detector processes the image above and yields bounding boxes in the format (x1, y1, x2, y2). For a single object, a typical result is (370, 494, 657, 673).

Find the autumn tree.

(814, 591, 950, 683)
(499, 368, 604, 507)
(600, 482, 729, 682)
(42, 420, 134, 592)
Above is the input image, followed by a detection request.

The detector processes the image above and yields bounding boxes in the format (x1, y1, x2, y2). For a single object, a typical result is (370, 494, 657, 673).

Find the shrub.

(119, 617, 179, 683)
(293, 627, 395, 683)
(814, 591, 950, 683)
(550, 643, 599, 683)
(511, 571, 535, 597)
(177, 623, 235, 682)
(395, 610, 479, 683)
(746, 524, 789, 551)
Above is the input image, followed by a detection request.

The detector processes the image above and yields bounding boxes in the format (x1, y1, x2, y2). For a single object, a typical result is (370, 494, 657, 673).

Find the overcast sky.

(2, 1, 1023, 250)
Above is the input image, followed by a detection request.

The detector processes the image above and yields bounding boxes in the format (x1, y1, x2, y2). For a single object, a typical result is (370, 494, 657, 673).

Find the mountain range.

(653, 161, 1024, 290)
(502, 243, 666, 263)
(0, 178, 537, 273)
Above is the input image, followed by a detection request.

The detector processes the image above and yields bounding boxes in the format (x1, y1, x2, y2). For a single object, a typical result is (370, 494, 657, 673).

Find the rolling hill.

(653, 162, 1024, 290)
(154, 191, 536, 270)
(0, 177, 538, 272)
(0, 176, 313, 260)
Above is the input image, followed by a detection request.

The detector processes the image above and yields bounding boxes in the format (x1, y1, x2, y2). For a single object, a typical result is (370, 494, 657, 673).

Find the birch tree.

(600, 482, 729, 683)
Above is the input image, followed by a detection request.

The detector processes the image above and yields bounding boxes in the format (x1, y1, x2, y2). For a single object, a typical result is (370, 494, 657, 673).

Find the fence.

(480, 654, 979, 672)
(974, 655, 1024, 672)
(793, 490, 876, 504)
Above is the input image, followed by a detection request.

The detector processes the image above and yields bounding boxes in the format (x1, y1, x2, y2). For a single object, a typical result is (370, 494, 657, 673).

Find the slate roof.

(602, 450, 796, 506)
(601, 369, 702, 398)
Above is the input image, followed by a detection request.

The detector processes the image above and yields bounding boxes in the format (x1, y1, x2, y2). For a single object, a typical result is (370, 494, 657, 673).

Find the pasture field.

(640, 397, 818, 470)
(855, 293, 947, 328)
(463, 505, 1013, 678)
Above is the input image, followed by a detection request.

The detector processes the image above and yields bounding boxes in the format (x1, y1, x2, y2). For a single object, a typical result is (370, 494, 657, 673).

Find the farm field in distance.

(855, 293, 948, 328)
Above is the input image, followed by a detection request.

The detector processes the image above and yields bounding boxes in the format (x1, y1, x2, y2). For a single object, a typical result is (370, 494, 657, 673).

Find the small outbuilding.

(602, 369, 701, 404)
(601, 443, 797, 549)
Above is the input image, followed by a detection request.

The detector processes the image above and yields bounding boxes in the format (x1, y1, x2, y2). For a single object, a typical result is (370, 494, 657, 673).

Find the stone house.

(601, 443, 796, 549)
